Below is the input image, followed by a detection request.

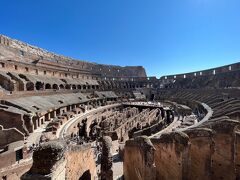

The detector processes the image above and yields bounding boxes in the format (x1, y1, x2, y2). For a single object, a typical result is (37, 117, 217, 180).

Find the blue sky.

(0, 0, 240, 77)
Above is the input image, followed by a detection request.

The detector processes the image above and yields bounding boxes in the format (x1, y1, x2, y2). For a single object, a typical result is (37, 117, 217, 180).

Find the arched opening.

(35, 81, 44, 90)
(26, 82, 34, 91)
(83, 85, 86, 89)
(65, 84, 71, 89)
(59, 84, 64, 89)
(53, 84, 59, 90)
(72, 85, 76, 89)
(45, 83, 51, 90)
(77, 85, 82, 89)
(7, 72, 24, 91)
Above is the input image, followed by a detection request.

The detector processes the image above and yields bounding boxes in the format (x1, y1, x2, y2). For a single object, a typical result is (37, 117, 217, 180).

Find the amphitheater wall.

(184, 128, 213, 180)
(65, 144, 96, 180)
(0, 160, 32, 180)
(151, 132, 189, 180)
(0, 150, 16, 169)
(123, 136, 156, 180)
(205, 120, 239, 180)
(0, 110, 25, 133)
(64, 104, 121, 137)
(124, 119, 240, 180)
(161, 62, 240, 80)
(0, 128, 24, 146)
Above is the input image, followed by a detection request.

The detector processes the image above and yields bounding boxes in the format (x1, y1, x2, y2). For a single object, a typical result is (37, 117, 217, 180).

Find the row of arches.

(98, 80, 157, 90)
(31, 98, 115, 132)
(26, 81, 100, 91)
(25, 80, 151, 91)
(20, 79, 158, 92)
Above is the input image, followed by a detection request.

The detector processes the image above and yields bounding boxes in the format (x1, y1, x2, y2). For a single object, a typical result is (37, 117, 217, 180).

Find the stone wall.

(0, 34, 147, 78)
(0, 128, 24, 147)
(21, 140, 97, 180)
(151, 132, 190, 180)
(21, 140, 67, 180)
(123, 116, 240, 180)
(65, 144, 96, 180)
(161, 62, 240, 80)
(0, 110, 26, 134)
(0, 160, 32, 180)
(124, 136, 156, 180)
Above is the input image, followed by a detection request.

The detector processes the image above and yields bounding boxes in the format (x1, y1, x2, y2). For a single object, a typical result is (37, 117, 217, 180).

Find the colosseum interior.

(0, 34, 239, 180)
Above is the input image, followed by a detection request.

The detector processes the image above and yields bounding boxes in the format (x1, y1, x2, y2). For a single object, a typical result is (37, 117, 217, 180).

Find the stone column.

(124, 136, 156, 180)
(151, 131, 190, 180)
(21, 140, 67, 180)
(101, 136, 113, 180)
(203, 119, 239, 179)
(185, 128, 213, 180)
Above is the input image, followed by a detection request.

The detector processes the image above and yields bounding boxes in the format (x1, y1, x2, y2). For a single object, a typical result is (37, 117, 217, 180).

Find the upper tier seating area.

(162, 63, 240, 89)
(156, 88, 240, 124)
(0, 91, 118, 135)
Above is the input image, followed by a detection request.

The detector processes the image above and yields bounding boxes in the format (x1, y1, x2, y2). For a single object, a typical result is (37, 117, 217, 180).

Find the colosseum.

(0, 34, 239, 180)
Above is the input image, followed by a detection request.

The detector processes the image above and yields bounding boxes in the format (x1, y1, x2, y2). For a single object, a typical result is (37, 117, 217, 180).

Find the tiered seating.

(0, 91, 118, 135)
(165, 70, 240, 89)
(157, 89, 240, 123)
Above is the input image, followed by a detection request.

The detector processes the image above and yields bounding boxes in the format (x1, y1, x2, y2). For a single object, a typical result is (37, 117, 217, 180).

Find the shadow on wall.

(79, 170, 91, 180)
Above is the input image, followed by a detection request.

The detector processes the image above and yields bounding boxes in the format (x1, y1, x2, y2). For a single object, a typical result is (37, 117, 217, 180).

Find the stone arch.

(45, 83, 51, 89)
(65, 84, 71, 89)
(26, 82, 34, 91)
(52, 84, 59, 90)
(35, 81, 44, 90)
(77, 85, 82, 89)
(72, 85, 77, 89)
(59, 84, 64, 89)
(79, 169, 91, 180)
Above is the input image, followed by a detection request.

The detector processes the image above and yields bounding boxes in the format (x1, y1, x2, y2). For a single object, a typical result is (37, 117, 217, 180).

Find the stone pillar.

(32, 117, 37, 130)
(204, 119, 239, 179)
(101, 136, 113, 180)
(24, 115, 34, 133)
(151, 131, 190, 180)
(21, 140, 67, 180)
(39, 116, 45, 125)
(50, 110, 56, 118)
(53, 111, 57, 118)
(72, 104, 76, 109)
(37, 118, 40, 128)
(185, 128, 213, 180)
(124, 136, 156, 180)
